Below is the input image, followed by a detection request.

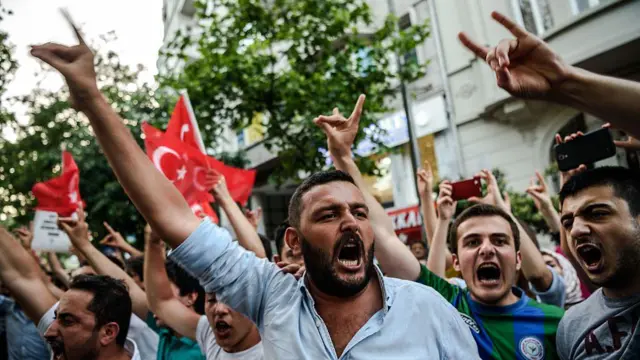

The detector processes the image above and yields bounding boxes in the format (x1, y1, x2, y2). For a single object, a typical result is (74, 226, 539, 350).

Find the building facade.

(159, 0, 640, 245)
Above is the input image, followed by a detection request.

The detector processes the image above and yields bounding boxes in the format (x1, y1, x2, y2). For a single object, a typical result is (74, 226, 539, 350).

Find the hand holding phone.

(450, 177, 482, 201)
(555, 128, 616, 171)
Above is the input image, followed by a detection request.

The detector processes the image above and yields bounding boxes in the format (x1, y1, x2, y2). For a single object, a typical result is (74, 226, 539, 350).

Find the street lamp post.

(386, 0, 425, 242)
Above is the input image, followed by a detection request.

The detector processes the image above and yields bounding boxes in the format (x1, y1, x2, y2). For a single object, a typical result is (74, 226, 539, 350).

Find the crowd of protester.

(1, 9, 639, 360)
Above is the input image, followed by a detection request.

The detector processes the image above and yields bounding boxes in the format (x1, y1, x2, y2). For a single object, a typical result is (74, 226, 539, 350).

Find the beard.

(301, 231, 375, 298)
(596, 223, 640, 289)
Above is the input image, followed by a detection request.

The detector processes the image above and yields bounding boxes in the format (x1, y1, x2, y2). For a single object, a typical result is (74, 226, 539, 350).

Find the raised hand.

(205, 169, 231, 202)
(555, 133, 588, 188)
(13, 226, 34, 249)
(468, 169, 509, 212)
(416, 160, 434, 198)
(436, 181, 457, 221)
(244, 207, 262, 229)
(526, 171, 553, 211)
(30, 10, 99, 110)
(276, 259, 306, 280)
(58, 208, 90, 250)
(100, 222, 128, 249)
(314, 95, 366, 159)
(458, 11, 571, 100)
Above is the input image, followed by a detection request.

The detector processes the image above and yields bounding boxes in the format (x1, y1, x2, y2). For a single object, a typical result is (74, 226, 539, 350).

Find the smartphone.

(451, 177, 482, 201)
(555, 128, 616, 171)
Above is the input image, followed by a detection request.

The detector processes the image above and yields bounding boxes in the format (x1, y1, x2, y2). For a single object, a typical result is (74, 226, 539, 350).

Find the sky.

(1, 0, 165, 139)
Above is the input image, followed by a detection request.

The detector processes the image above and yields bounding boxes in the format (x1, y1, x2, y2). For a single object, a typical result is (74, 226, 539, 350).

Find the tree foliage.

(160, 0, 431, 183)
(0, 3, 18, 127)
(0, 35, 173, 245)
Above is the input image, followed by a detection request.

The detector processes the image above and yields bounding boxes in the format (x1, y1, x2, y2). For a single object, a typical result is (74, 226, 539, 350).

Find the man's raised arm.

(0, 226, 57, 325)
(459, 11, 640, 139)
(208, 172, 267, 258)
(314, 95, 421, 280)
(144, 226, 201, 340)
(30, 15, 199, 247)
(58, 211, 150, 320)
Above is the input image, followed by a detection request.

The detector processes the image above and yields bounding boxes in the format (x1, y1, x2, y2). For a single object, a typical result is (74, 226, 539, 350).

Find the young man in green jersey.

(417, 176, 565, 360)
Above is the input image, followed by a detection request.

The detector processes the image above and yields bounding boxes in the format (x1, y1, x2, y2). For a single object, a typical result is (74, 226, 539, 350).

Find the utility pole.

(386, 0, 425, 243)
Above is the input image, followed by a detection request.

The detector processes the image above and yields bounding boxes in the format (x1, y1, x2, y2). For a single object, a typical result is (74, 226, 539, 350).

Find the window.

(398, 13, 418, 66)
(570, 0, 613, 15)
(511, 0, 554, 36)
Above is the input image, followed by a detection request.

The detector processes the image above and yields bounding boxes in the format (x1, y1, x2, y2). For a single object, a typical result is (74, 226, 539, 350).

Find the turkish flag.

(166, 94, 205, 152)
(206, 157, 256, 206)
(32, 151, 84, 216)
(142, 122, 213, 202)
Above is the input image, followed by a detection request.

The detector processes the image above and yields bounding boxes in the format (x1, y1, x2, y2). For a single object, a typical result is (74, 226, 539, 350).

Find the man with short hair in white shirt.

(38, 275, 141, 360)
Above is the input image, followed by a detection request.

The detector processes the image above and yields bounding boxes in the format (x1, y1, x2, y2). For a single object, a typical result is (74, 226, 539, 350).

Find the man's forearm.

(48, 252, 71, 288)
(556, 67, 640, 139)
(515, 221, 553, 290)
(421, 192, 437, 244)
(218, 196, 266, 258)
(332, 154, 420, 280)
(0, 227, 57, 323)
(80, 93, 199, 247)
(426, 219, 451, 279)
(119, 242, 144, 258)
(144, 240, 173, 307)
(540, 203, 561, 233)
(144, 239, 200, 339)
(77, 243, 149, 318)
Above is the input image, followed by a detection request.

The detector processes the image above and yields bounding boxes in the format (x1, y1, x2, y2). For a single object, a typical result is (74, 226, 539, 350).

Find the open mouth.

(476, 262, 501, 286)
(214, 320, 232, 337)
(336, 235, 363, 270)
(48, 341, 64, 357)
(576, 243, 604, 272)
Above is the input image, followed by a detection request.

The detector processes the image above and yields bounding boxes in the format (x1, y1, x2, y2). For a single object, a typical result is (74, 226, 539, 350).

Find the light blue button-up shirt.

(169, 219, 480, 359)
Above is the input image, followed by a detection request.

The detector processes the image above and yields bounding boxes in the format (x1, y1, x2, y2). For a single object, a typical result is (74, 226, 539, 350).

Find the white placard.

(32, 210, 72, 252)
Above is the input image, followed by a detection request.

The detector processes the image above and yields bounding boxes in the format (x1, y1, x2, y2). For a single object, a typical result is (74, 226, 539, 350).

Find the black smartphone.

(555, 128, 616, 171)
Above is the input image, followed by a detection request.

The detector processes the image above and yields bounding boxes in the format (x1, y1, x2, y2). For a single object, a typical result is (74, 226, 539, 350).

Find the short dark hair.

(258, 234, 274, 261)
(69, 275, 131, 346)
(165, 259, 205, 314)
(449, 204, 520, 254)
(126, 256, 144, 281)
(560, 166, 640, 216)
(274, 220, 290, 257)
(288, 170, 357, 228)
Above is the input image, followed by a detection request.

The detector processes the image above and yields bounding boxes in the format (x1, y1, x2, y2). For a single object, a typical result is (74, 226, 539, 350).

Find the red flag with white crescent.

(142, 122, 213, 202)
(166, 93, 206, 152)
(32, 151, 84, 216)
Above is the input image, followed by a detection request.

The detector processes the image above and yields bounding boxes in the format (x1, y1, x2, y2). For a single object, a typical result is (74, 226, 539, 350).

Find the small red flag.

(32, 151, 84, 216)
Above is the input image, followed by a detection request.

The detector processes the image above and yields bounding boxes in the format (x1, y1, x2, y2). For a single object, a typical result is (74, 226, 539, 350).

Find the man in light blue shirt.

(30, 28, 480, 359)
(169, 170, 479, 359)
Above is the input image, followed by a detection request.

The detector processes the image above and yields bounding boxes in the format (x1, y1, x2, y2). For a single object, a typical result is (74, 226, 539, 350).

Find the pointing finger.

(458, 32, 489, 59)
(60, 8, 87, 46)
(491, 11, 529, 39)
(349, 94, 366, 123)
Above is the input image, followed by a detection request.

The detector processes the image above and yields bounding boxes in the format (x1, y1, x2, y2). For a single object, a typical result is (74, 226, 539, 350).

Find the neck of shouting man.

(305, 270, 383, 357)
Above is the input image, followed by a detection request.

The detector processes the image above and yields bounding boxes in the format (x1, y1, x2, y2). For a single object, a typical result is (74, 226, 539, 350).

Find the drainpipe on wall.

(418, 0, 467, 178)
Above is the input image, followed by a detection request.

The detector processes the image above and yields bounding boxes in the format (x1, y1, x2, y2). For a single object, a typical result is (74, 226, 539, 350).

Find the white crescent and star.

(152, 146, 184, 182)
